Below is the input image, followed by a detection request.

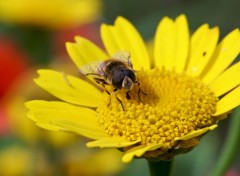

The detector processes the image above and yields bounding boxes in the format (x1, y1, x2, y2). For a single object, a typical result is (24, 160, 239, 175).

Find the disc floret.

(97, 68, 218, 159)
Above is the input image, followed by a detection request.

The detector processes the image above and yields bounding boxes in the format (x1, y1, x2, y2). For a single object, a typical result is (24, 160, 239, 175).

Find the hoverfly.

(80, 51, 142, 110)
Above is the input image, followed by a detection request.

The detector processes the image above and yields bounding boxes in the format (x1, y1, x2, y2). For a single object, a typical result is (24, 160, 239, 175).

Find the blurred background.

(0, 0, 239, 175)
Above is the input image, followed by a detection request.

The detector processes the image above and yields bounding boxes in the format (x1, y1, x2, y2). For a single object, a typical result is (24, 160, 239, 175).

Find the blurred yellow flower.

(6, 69, 77, 147)
(63, 146, 124, 176)
(4, 67, 124, 175)
(0, 143, 124, 176)
(0, 145, 53, 175)
(26, 15, 240, 163)
(0, 0, 102, 28)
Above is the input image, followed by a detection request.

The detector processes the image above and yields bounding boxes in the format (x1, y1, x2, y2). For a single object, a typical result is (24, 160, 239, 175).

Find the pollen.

(96, 68, 218, 154)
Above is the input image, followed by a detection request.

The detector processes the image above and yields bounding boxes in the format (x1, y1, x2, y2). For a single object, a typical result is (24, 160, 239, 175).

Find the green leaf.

(210, 107, 240, 176)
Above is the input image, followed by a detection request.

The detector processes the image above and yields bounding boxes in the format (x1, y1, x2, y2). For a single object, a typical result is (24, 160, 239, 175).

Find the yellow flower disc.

(97, 67, 218, 156)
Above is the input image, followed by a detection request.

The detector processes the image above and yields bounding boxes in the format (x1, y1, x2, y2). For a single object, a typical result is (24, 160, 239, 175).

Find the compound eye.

(112, 72, 125, 89)
(128, 70, 136, 83)
(122, 69, 136, 83)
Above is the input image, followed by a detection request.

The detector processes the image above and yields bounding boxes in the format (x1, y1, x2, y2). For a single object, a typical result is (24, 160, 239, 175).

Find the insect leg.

(116, 96, 125, 111)
(105, 88, 112, 107)
(113, 88, 125, 110)
(86, 72, 102, 76)
(136, 79, 147, 102)
(126, 91, 131, 100)
(102, 84, 112, 107)
(93, 77, 107, 85)
(93, 78, 112, 107)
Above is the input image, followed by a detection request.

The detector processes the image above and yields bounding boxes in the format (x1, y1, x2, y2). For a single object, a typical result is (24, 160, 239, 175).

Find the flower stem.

(148, 160, 173, 176)
(210, 107, 240, 176)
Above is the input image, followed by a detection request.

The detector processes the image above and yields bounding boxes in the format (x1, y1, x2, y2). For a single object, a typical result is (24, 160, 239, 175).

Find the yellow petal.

(154, 17, 174, 69)
(0, 0, 102, 28)
(201, 29, 240, 84)
(122, 143, 163, 163)
(186, 25, 219, 76)
(174, 15, 190, 72)
(209, 61, 240, 97)
(25, 100, 109, 139)
(175, 125, 218, 141)
(154, 14, 189, 72)
(213, 86, 240, 116)
(101, 17, 150, 70)
(87, 137, 140, 148)
(66, 36, 108, 68)
(35, 69, 102, 107)
(100, 25, 119, 56)
(34, 122, 62, 131)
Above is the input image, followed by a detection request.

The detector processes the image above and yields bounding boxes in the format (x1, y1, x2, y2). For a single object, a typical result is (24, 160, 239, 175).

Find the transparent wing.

(112, 51, 132, 67)
(79, 61, 105, 77)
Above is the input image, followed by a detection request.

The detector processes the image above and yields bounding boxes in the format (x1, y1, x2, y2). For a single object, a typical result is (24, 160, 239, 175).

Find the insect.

(80, 51, 142, 110)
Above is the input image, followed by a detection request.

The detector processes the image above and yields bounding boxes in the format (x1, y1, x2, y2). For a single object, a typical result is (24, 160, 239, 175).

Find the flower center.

(97, 68, 218, 151)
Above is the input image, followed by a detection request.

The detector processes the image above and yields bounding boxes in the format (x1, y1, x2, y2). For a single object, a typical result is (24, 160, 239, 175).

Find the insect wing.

(112, 51, 132, 67)
(79, 61, 105, 77)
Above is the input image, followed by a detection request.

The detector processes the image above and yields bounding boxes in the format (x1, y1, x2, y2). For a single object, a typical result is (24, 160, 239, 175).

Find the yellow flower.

(6, 69, 77, 147)
(26, 15, 240, 163)
(0, 141, 123, 176)
(0, 145, 53, 175)
(0, 0, 102, 28)
(63, 147, 124, 175)
(5, 68, 124, 175)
